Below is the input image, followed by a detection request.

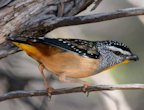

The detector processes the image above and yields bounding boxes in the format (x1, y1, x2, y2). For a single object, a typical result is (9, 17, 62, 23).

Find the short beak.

(126, 54, 139, 61)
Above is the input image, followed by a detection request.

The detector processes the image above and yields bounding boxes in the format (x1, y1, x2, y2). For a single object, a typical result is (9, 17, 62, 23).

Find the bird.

(7, 36, 139, 97)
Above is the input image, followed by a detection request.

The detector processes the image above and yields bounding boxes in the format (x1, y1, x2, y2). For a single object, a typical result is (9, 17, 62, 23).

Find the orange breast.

(40, 51, 99, 78)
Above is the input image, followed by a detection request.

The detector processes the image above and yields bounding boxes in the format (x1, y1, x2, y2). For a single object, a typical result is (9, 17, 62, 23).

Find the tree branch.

(49, 7, 144, 31)
(0, 84, 144, 102)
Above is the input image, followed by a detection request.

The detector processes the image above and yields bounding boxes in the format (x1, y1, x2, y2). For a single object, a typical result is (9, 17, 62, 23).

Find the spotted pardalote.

(7, 36, 139, 97)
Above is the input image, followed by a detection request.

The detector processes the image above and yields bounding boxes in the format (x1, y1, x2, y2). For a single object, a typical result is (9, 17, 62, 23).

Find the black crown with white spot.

(96, 40, 131, 52)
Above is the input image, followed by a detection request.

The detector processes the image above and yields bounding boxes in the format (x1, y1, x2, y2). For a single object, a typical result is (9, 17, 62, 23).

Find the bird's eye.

(114, 51, 121, 55)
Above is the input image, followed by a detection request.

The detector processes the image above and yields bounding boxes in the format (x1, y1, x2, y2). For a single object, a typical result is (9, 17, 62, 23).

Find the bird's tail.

(7, 36, 41, 53)
(7, 36, 40, 44)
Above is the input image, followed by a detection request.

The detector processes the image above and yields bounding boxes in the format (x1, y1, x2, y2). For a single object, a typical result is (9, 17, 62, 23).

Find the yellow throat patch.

(99, 60, 129, 73)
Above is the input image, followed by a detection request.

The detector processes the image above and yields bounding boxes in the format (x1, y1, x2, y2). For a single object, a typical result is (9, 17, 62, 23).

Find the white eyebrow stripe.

(108, 46, 131, 55)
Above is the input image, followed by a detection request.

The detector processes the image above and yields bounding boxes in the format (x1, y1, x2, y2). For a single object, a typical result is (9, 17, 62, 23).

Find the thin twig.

(0, 84, 144, 102)
(91, 0, 102, 11)
(49, 7, 144, 31)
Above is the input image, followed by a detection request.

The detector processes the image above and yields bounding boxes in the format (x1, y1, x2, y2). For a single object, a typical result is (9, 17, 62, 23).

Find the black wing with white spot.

(33, 37, 100, 59)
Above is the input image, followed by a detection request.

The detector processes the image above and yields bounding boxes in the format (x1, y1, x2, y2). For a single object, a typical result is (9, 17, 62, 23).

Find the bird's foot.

(46, 87, 54, 100)
(82, 83, 90, 96)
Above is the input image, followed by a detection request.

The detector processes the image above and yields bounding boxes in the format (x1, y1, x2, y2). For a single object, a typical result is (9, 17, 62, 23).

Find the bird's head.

(95, 40, 139, 73)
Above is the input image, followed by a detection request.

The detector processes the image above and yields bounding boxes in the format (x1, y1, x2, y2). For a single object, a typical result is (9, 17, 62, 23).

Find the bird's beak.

(126, 54, 139, 61)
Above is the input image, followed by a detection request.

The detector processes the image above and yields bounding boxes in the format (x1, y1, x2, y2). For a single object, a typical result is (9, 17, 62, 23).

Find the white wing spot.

(38, 37, 44, 40)
(33, 39, 37, 42)
(58, 39, 63, 41)
(83, 53, 86, 56)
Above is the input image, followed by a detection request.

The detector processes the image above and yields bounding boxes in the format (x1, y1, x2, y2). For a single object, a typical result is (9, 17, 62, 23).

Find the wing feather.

(7, 37, 100, 59)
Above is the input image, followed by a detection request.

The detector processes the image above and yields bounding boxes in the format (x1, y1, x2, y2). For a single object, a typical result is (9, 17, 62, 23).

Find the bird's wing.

(37, 37, 100, 59)
(8, 37, 100, 59)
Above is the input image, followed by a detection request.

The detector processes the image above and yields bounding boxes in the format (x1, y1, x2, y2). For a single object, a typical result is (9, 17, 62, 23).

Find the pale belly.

(41, 52, 100, 78)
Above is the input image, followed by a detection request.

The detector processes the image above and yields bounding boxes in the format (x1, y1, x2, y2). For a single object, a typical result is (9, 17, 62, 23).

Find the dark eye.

(114, 51, 121, 55)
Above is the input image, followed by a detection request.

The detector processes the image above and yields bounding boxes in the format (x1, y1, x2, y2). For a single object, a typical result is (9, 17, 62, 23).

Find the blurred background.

(0, 0, 144, 110)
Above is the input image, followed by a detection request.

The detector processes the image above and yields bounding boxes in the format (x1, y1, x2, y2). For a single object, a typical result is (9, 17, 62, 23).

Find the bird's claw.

(46, 87, 54, 101)
(82, 84, 88, 92)
(82, 84, 90, 96)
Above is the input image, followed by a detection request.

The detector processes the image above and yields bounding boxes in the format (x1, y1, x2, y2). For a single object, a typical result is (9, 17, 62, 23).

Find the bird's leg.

(59, 73, 90, 92)
(38, 64, 53, 98)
